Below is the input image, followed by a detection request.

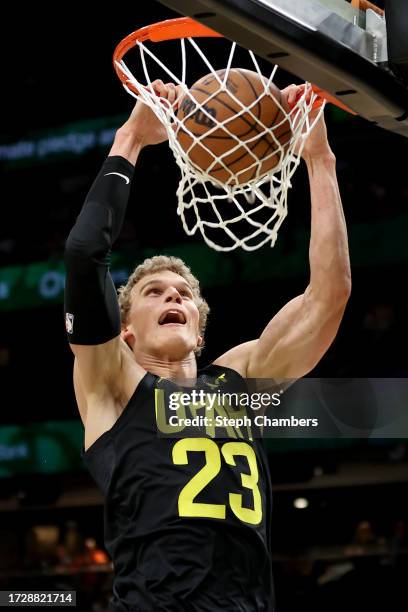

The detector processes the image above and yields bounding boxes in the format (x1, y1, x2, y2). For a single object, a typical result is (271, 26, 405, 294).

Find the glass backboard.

(157, 0, 408, 137)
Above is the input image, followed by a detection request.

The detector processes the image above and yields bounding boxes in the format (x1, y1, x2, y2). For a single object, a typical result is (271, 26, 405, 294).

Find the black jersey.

(83, 365, 275, 611)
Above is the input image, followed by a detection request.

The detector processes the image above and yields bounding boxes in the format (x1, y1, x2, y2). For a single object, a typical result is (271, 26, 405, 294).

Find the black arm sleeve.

(64, 155, 135, 345)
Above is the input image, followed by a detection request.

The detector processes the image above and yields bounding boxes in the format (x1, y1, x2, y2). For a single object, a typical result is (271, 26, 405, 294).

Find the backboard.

(156, 0, 408, 137)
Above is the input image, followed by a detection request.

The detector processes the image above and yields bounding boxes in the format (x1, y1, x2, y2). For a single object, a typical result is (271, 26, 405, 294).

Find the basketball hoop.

(113, 17, 326, 251)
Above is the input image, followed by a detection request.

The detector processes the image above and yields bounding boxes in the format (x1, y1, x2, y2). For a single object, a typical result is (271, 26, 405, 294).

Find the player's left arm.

(215, 97, 351, 379)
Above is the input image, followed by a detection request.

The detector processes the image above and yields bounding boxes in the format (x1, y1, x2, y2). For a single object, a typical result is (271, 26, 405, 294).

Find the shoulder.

(198, 362, 247, 390)
(211, 339, 257, 378)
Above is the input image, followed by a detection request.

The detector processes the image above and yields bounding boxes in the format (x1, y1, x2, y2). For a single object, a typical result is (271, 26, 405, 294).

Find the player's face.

(124, 271, 202, 359)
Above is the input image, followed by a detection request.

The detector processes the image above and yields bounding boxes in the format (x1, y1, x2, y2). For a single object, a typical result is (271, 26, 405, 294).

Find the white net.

(116, 35, 324, 251)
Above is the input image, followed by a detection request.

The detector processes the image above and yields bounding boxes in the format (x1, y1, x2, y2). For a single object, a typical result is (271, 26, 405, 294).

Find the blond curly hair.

(118, 255, 209, 355)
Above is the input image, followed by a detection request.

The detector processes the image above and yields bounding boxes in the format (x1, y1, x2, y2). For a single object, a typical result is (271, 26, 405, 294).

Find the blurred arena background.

(0, 1, 407, 610)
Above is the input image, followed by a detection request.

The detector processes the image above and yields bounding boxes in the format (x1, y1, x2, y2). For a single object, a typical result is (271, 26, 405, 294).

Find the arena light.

(293, 497, 309, 509)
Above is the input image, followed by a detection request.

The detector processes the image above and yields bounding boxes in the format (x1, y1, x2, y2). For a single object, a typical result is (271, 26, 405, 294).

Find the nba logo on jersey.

(65, 312, 74, 334)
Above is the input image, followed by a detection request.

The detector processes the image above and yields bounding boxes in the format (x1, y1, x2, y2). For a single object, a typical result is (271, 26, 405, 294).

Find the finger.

(165, 83, 177, 104)
(173, 85, 185, 110)
(281, 85, 301, 110)
(288, 91, 296, 107)
(280, 85, 294, 110)
(175, 85, 184, 101)
(303, 84, 314, 105)
(289, 84, 305, 107)
(151, 79, 166, 97)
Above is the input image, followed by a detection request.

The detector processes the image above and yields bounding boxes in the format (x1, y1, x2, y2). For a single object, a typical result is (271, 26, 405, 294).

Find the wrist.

(304, 150, 336, 171)
(109, 126, 145, 164)
(115, 124, 146, 148)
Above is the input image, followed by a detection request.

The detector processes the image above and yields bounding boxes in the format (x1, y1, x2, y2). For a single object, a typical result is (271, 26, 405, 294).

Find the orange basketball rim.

(113, 16, 357, 116)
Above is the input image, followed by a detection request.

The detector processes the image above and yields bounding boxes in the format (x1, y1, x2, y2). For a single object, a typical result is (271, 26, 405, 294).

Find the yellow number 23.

(172, 438, 262, 525)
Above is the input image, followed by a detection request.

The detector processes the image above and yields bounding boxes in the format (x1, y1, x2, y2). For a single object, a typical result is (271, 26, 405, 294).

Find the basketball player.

(64, 80, 351, 611)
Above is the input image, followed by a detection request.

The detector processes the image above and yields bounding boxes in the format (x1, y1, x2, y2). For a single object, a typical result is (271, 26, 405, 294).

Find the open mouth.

(159, 310, 187, 325)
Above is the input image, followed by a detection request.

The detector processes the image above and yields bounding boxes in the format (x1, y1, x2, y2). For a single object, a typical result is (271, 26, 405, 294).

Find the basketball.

(176, 68, 292, 185)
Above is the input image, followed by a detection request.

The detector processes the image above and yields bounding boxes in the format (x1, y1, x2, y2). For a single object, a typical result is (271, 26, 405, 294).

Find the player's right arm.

(64, 81, 180, 424)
